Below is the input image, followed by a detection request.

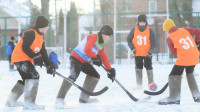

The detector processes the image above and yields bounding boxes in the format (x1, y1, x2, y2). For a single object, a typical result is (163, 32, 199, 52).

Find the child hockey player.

(158, 19, 200, 105)
(5, 16, 55, 110)
(127, 14, 157, 91)
(55, 25, 116, 108)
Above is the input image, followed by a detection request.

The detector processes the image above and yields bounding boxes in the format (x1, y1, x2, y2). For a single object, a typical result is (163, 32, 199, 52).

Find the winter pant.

(56, 78, 73, 100)
(136, 69, 143, 88)
(15, 61, 40, 82)
(79, 75, 99, 103)
(69, 56, 100, 81)
(158, 75, 181, 105)
(169, 65, 195, 76)
(8, 55, 11, 61)
(8, 55, 14, 70)
(135, 56, 153, 70)
(5, 80, 24, 107)
(23, 79, 44, 110)
(186, 73, 200, 99)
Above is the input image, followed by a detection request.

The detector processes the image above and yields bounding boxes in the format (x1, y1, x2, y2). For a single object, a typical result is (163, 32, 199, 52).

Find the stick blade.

(79, 86, 109, 96)
(143, 83, 169, 95)
(137, 96, 152, 103)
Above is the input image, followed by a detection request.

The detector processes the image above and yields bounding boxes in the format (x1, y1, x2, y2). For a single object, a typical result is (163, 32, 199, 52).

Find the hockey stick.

(143, 83, 168, 95)
(44, 65, 109, 96)
(101, 65, 151, 102)
(55, 72, 109, 96)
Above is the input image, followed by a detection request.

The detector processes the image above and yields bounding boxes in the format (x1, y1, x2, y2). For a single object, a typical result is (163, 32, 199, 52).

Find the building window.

(122, 0, 132, 12)
(149, 1, 157, 13)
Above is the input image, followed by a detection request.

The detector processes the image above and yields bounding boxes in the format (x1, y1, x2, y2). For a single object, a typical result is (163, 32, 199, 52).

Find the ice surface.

(0, 60, 200, 112)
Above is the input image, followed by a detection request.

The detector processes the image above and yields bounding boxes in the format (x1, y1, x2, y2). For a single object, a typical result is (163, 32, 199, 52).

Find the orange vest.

(133, 26, 151, 56)
(11, 29, 44, 64)
(169, 28, 199, 66)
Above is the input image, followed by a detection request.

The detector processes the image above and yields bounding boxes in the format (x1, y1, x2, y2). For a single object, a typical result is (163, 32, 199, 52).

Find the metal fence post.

(3, 18, 7, 60)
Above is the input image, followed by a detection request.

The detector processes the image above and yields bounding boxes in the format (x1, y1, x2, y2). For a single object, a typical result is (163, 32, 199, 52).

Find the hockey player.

(127, 14, 157, 90)
(158, 19, 200, 105)
(7, 36, 15, 71)
(5, 16, 55, 109)
(55, 25, 116, 108)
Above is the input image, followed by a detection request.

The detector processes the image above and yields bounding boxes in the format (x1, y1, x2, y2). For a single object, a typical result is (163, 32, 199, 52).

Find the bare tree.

(67, 2, 78, 52)
(100, 0, 114, 64)
(41, 0, 49, 16)
(59, 9, 64, 35)
(29, 3, 41, 28)
(169, 0, 193, 27)
(100, 0, 111, 25)
(40, 0, 56, 47)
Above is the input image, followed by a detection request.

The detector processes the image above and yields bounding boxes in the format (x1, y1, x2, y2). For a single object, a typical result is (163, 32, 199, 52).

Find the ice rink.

(0, 60, 200, 112)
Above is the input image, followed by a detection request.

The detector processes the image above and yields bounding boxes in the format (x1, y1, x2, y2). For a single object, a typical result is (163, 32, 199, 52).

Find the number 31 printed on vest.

(137, 36, 147, 45)
(179, 36, 194, 49)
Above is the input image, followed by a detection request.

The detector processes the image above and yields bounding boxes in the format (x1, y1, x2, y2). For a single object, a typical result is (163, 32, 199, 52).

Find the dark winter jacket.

(21, 27, 51, 66)
(127, 25, 156, 53)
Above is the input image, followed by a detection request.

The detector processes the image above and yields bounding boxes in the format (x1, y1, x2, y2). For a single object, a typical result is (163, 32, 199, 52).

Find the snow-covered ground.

(0, 60, 200, 112)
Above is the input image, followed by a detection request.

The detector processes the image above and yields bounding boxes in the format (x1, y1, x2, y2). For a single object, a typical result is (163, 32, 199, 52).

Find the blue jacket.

(50, 52, 58, 65)
(7, 41, 15, 56)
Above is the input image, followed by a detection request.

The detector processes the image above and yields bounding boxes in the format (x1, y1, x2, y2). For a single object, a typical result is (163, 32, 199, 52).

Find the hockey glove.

(47, 63, 56, 76)
(145, 52, 152, 59)
(132, 49, 136, 56)
(133, 49, 136, 54)
(108, 68, 116, 82)
(91, 55, 102, 66)
(33, 53, 43, 67)
(196, 41, 200, 51)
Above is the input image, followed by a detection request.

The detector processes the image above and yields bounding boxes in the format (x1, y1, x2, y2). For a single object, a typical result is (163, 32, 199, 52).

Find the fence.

(1, 11, 200, 64)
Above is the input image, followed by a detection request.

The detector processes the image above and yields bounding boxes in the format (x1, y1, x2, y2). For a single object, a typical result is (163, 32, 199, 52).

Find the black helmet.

(100, 25, 113, 36)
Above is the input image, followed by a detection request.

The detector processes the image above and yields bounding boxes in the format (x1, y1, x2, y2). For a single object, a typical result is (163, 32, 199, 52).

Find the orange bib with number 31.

(132, 26, 151, 56)
(169, 28, 199, 66)
(11, 29, 44, 64)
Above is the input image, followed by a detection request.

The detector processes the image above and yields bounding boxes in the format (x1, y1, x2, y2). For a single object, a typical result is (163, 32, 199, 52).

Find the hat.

(35, 16, 49, 28)
(100, 25, 113, 36)
(138, 14, 147, 22)
(19, 32, 23, 37)
(11, 36, 15, 40)
(162, 19, 175, 31)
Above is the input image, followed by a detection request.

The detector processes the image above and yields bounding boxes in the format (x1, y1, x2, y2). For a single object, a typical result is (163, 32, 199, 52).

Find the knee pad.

(17, 80, 25, 85)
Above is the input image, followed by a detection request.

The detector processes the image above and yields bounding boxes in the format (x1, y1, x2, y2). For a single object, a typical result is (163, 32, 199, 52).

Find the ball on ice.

(149, 82, 157, 91)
